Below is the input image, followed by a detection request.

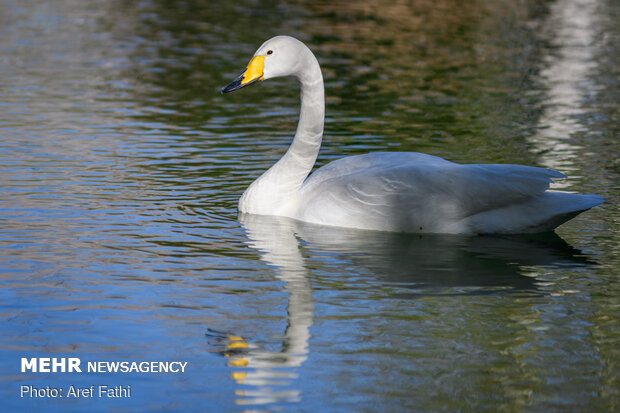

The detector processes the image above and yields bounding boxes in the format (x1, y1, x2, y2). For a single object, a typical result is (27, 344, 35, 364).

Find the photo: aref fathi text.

(21, 384, 132, 399)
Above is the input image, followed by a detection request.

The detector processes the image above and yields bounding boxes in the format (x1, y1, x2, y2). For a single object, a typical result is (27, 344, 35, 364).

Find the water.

(1, 0, 618, 411)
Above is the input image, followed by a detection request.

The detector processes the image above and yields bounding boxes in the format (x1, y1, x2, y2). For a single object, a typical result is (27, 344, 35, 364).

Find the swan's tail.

(471, 192, 605, 234)
(533, 192, 605, 232)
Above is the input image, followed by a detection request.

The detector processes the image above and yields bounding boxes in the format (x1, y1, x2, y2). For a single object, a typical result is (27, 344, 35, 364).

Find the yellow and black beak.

(221, 55, 265, 94)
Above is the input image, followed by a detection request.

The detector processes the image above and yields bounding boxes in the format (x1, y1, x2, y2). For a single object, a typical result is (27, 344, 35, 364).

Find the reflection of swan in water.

(217, 213, 593, 406)
(241, 213, 313, 372)
(210, 213, 314, 406)
(243, 214, 593, 295)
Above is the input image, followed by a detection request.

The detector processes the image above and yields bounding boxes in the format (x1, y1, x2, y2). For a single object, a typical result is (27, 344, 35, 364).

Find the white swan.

(221, 35, 604, 234)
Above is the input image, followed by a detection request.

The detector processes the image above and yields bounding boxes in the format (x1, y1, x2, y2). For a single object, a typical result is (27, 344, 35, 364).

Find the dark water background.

(1, 0, 618, 411)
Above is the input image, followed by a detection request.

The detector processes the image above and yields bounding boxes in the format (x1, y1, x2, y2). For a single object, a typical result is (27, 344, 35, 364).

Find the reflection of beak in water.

(528, 0, 599, 184)
(205, 330, 306, 405)
(213, 213, 592, 406)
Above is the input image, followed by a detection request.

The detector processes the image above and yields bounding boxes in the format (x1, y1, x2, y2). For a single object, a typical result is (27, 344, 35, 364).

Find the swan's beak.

(221, 55, 265, 94)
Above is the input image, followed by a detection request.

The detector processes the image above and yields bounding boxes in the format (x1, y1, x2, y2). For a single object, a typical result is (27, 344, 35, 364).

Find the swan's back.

(294, 152, 604, 234)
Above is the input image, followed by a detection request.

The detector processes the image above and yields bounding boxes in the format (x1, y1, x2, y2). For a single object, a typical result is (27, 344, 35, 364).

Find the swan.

(221, 35, 604, 234)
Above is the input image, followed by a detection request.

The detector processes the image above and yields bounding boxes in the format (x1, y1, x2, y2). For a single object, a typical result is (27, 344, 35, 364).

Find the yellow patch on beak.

(241, 55, 265, 85)
(220, 54, 266, 94)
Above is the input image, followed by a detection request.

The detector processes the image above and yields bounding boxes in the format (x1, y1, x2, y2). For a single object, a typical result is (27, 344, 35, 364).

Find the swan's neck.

(239, 53, 324, 215)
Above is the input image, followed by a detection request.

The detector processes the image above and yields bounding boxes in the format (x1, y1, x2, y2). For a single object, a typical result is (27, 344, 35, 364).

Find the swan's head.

(221, 36, 310, 94)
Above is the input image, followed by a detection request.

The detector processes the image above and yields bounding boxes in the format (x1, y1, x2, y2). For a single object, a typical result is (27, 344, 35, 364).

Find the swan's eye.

(267, 50, 273, 55)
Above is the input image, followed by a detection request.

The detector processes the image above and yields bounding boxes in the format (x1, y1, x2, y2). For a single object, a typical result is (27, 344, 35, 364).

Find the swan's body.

(222, 36, 604, 234)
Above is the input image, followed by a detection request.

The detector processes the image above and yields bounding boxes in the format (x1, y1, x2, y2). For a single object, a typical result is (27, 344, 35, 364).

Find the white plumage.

(221, 36, 604, 234)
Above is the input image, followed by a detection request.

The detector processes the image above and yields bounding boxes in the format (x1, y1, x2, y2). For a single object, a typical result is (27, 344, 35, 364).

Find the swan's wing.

(303, 152, 455, 189)
(297, 153, 565, 232)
